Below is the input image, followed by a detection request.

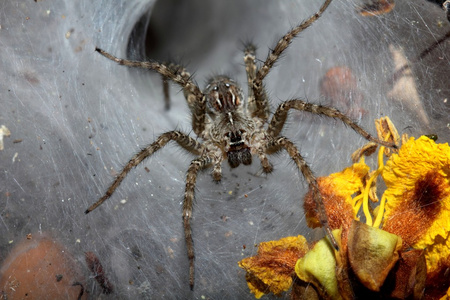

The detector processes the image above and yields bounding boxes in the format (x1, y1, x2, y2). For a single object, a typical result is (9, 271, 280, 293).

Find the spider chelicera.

(85, 0, 396, 290)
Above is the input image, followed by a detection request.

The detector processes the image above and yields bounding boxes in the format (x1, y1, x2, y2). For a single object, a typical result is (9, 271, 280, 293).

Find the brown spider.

(85, 0, 395, 290)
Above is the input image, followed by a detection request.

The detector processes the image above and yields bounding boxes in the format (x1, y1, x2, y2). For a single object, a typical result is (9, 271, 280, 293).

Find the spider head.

(204, 76, 244, 114)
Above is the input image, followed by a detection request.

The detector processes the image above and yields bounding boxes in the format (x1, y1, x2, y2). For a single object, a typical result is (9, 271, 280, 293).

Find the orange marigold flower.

(304, 160, 369, 232)
(382, 136, 450, 276)
(240, 118, 450, 299)
(238, 235, 309, 298)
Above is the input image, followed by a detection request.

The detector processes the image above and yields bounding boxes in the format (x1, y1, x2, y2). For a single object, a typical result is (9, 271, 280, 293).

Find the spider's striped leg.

(212, 161, 223, 182)
(268, 99, 397, 148)
(257, 148, 273, 174)
(183, 155, 214, 290)
(85, 131, 203, 214)
(254, 0, 332, 83)
(244, 45, 269, 121)
(266, 136, 339, 250)
(160, 62, 196, 111)
(161, 74, 170, 110)
(95, 48, 206, 136)
(165, 62, 199, 113)
(252, 0, 332, 118)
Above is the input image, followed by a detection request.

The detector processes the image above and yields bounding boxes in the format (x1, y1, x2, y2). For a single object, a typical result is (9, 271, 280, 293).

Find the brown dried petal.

(375, 116, 400, 156)
(347, 220, 402, 291)
(351, 142, 378, 163)
(239, 235, 309, 298)
(382, 249, 426, 299)
(290, 277, 321, 300)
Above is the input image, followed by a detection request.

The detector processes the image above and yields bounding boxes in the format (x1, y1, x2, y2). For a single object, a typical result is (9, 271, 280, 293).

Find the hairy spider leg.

(268, 99, 398, 148)
(263, 100, 398, 249)
(244, 45, 270, 121)
(161, 74, 170, 110)
(161, 62, 193, 111)
(256, 147, 274, 174)
(95, 48, 207, 136)
(252, 0, 333, 120)
(85, 131, 203, 213)
(163, 62, 202, 114)
(183, 155, 215, 290)
(265, 136, 339, 249)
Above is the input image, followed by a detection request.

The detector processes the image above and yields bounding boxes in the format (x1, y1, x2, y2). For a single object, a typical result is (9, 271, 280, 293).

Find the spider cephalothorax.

(204, 76, 255, 168)
(86, 0, 396, 290)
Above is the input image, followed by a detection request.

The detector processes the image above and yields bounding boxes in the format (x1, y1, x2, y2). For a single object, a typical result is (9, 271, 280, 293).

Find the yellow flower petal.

(382, 136, 450, 198)
(304, 160, 369, 231)
(382, 136, 450, 274)
(440, 286, 450, 300)
(238, 235, 309, 298)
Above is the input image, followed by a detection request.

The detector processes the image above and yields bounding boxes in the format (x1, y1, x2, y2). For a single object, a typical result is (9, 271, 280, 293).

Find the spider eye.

(205, 77, 243, 113)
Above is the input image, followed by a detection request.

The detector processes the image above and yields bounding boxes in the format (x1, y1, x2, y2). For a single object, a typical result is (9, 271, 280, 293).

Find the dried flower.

(239, 117, 450, 299)
(238, 235, 309, 298)
(303, 160, 369, 233)
(381, 136, 450, 298)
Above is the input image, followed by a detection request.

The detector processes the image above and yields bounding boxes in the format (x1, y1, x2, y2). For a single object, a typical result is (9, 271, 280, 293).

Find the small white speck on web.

(76, 239, 80, 243)
(0, 125, 11, 150)
(12, 152, 18, 162)
(120, 199, 127, 204)
(137, 280, 151, 294)
(248, 221, 254, 226)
